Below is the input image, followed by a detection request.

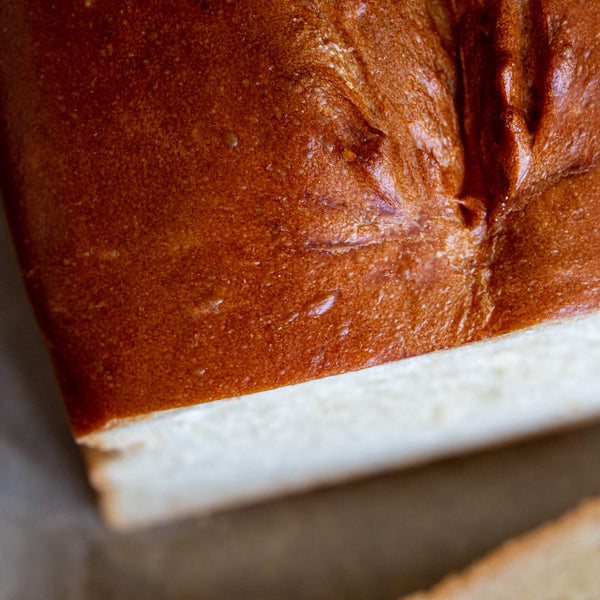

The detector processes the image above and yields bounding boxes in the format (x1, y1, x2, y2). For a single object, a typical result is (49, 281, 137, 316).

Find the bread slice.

(402, 498, 600, 600)
(2, 1, 600, 528)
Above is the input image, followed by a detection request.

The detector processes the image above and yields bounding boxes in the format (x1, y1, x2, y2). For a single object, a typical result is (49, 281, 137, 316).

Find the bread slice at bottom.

(80, 313, 600, 529)
(403, 498, 600, 600)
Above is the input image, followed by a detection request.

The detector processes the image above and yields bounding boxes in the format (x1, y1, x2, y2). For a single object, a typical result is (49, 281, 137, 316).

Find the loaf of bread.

(402, 497, 600, 599)
(1, 0, 600, 528)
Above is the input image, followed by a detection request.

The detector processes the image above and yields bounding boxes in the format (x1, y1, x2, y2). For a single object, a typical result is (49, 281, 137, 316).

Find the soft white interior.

(406, 502, 600, 600)
(82, 313, 600, 529)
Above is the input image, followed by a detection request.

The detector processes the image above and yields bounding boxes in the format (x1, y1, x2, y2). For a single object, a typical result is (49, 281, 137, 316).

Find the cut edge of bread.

(74, 312, 600, 530)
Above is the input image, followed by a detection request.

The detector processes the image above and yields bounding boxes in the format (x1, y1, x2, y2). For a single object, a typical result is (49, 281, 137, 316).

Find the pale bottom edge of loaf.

(401, 497, 600, 600)
(79, 313, 600, 530)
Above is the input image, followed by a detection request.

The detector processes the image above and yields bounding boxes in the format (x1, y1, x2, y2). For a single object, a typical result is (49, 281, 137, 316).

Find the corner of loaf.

(1, 0, 600, 527)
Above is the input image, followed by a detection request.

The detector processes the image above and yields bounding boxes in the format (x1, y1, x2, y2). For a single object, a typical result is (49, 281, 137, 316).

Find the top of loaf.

(1, 0, 599, 436)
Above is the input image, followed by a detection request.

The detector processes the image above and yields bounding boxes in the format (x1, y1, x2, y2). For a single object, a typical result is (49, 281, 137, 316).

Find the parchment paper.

(2, 205, 600, 600)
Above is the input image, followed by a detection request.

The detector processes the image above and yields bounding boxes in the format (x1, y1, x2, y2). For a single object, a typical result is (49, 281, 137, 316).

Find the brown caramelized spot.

(342, 148, 357, 162)
(222, 131, 239, 148)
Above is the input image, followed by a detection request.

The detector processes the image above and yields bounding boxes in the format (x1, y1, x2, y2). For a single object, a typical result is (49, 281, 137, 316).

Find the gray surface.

(2, 206, 600, 600)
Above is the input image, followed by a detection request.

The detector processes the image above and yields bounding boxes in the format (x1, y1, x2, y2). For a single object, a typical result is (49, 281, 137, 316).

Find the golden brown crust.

(1, 1, 600, 436)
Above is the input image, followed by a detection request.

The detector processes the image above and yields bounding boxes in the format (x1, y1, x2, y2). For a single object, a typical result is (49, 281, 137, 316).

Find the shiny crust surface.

(1, 0, 599, 436)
